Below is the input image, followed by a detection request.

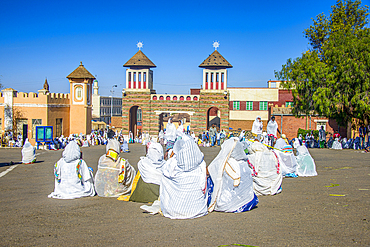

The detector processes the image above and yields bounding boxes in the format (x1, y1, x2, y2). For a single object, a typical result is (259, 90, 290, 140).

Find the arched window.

(179, 96, 184, 101)
(186, 96, 191, 101)
(166, 96, 171, 100)
(173, 96, 177, 101)
(159, 96, 164, 100)
(152, 96, 157, 100)
(193, 96, 198, 101)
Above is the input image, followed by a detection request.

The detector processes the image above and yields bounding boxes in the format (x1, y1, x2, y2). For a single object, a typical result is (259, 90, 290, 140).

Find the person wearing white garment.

(251, 116, 263, 141)
(48, 141, 96, 199)
(119, 142, 164, 203)
(247, 141, 283, 196)
(267, 116, 280, 146)
(207, 138, 258, 213)
(165, 118, 176, 152)
(21, 138, 36, 164)
(157, 133, 208, 219)
(176, 120, 185, 140)
(95, 139, 136, 197)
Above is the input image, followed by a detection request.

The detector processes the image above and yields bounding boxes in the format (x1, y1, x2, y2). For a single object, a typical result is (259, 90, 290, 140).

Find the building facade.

(92, 79, 122, 124)
(0, 62, 94, 145)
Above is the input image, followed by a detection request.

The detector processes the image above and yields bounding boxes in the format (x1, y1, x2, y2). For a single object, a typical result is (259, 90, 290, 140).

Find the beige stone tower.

(67, 62, 95, 135)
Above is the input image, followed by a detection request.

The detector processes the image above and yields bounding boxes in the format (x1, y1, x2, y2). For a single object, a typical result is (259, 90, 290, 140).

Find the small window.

(143, 72, 146, 82)
(173, 96, 177, 101)
(221, 73, 224, 82)
(246, 101, 253, 111)
(286, 102, 294, 107)
(193, 96, 198, 101)
(153, 96, 157, 100)
(270, 82, 276, 88)
(259, 101, 268, 111)
(205, 73, 208, 82)
(233, 101, 240, 110)
(179, 96, 184, 101)
(159, 96, 164, 100)
(56, 118, 63, 137)
(186, 96, 191, 101)
(166, 96, 171, 100)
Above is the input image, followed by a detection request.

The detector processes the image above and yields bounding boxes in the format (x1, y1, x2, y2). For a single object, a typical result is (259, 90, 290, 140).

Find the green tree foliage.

(275, 0, 370, 126)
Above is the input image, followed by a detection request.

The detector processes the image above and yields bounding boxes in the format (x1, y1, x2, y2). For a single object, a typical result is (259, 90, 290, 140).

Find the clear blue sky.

(1, 0, 369, 96)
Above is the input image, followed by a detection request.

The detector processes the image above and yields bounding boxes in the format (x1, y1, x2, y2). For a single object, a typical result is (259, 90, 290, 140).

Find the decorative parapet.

(271, 105, 293, 115)
(151, 94, 199, 101)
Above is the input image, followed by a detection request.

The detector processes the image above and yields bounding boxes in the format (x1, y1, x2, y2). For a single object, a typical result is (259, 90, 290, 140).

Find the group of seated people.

(46, 130, 318, 219)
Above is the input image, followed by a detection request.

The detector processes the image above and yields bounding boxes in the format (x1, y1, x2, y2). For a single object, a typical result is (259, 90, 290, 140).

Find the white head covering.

(106, 139, 121, 153)
(173, 135, 204, 171)
(62, 141, 81, 163)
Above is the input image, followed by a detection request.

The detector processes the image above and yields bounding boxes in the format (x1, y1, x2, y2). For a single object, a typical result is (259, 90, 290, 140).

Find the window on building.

(216, 73, 219, 82)
(179, 96, 184, 101)
(233, 101, 240, 110)
(193, 96, 198, 101)
(211, 73, 213, 82)
(259, 101, 268, 111)
(128, 72, 131, 82)
(173, 96, 177, 101)
(166, 96, 170, 100)
(186, 96, 191, 101)
(32, 119, 42, 139)
(246, 101, 253, 110)
(205, 73, 208, 82)
(143, 72, 146, 82)
(153, 96, 157, 100)
(286, 101, 294, 107)
(133, 72, 136, 82)
(138, 72, 141, 82)
(270, 81, 277, 88)
(56, 118, 63, 137)
(221, 73, 224, 82)
(159, 96, 164, 100)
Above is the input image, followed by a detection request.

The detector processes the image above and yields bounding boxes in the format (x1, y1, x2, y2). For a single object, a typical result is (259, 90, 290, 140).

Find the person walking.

(319, 126, 326, 148)
(267, 116, 281, 147)
(209, 124, 217, 147)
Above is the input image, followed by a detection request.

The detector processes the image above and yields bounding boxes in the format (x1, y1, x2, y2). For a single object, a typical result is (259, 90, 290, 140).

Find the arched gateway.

(121, 44, 231, 139)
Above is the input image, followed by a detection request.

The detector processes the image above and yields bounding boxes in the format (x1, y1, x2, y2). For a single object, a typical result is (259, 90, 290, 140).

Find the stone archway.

(207, 107, 220, 130)
(129, 106, 142, 138)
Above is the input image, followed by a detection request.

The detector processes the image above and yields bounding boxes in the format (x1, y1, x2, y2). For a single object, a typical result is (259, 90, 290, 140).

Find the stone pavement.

(0, 144, 369, 246)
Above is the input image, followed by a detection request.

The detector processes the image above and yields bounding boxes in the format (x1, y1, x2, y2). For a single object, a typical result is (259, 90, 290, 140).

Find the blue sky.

(1, 0, 369, 96)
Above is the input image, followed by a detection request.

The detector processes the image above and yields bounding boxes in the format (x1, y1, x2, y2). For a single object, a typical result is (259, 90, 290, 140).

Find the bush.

(297, 128, 320, 140)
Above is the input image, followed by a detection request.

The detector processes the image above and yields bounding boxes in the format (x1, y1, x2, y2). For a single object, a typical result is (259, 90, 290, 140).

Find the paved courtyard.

(0, 144, 369, 246)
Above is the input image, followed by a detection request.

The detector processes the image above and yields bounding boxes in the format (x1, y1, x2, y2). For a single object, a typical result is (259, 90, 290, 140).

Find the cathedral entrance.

(207, 107, 220, 130)
(129, 106, 142, 138)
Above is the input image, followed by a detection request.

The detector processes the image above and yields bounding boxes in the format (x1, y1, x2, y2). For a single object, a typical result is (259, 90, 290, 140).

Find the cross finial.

(137, 41, 143, 50)
(213, 41, 220, 50)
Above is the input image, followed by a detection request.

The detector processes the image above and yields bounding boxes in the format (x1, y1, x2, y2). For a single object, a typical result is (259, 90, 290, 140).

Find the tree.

(275, 0, 370, 134)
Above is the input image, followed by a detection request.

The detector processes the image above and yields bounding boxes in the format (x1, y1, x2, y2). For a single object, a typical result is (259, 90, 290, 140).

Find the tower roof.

(123, 50, 156, 68)
(199, 50, 232, 68)
(67, 62, 95, 79)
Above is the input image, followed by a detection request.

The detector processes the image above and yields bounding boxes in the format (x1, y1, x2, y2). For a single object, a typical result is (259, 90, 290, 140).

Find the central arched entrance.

(129, 106, 142, 138)
(207, 107, 220, 130)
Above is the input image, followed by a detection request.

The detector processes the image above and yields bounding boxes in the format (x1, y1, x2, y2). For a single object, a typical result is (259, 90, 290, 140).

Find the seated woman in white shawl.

(207, 138, 258, 213)
(156, 134, 208, 219)
(273, 144, 298, 178)
(48, 141, 95, 199)
(296, 145, 318, 176)
(331, 137, 343, 150)
(95, 139, 136, 197)
(247, 141, 283, 196)
(118, 142, 164, 203)
(22, 139, 36, 164)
